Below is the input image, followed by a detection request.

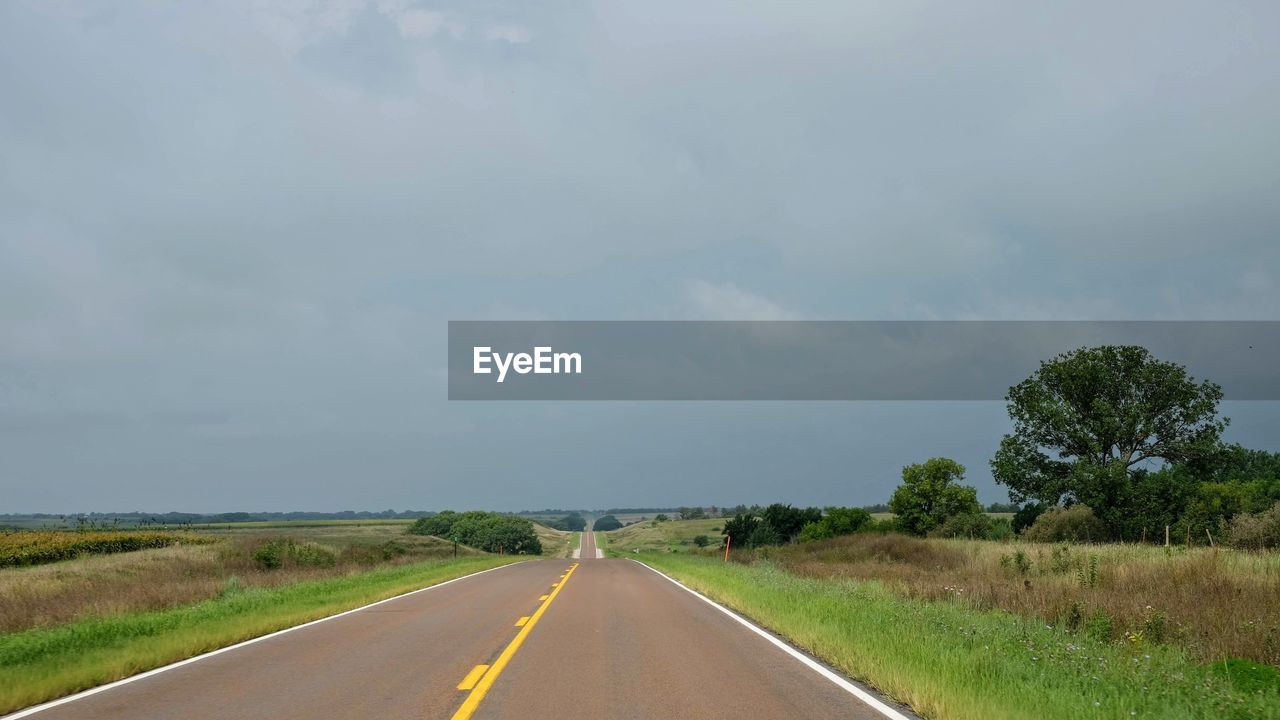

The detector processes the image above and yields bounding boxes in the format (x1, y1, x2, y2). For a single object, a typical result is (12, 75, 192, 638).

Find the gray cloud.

(1, 0, 1277, 511)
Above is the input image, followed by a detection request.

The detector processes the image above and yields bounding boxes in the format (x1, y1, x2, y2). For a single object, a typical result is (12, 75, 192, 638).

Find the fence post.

(723, 535, 731, 562)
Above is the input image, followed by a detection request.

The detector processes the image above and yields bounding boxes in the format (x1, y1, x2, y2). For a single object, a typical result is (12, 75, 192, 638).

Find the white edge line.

(2, 560, 528, 720)
(632, 559, 914, 720)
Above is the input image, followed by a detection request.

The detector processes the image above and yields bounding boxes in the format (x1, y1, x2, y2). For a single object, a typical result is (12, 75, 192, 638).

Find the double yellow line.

(450, 562, 580, 720)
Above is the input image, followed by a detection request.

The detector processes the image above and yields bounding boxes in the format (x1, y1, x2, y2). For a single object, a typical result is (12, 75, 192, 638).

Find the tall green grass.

(641, 555, 1279, 720)
(0, 556, 521, 714)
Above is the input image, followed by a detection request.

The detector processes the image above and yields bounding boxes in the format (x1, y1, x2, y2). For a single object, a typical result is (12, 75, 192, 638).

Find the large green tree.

(991, 345, 1227, 531)
(889, 457, 981, 536)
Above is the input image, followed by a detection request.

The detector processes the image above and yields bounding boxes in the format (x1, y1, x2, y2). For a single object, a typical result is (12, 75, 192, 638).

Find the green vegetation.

(890, 457, 981, 536)
(594, 531, 607, 551)
(1, 531, 219, 568)
(250, 538, 336, 570)
(642, 553, 1279, 720)
(797, 507, 872, 542)
(546, 512, 587, 532)
(0, 513, 428, 532)
(533, 523, 574, 558)
(601, 518, 723, 553)
(991, 345, 1243, 543)
(0, 555, 521, 714)
(1227, 502, 1280, 549)
(1021, 504, 1110, 542)
(188, 519, 414, 530)
(722, 504, 822, 548)
(1, 524, 479, 634)
(592, 514, 623, 531)
(406, 511, 542, 554)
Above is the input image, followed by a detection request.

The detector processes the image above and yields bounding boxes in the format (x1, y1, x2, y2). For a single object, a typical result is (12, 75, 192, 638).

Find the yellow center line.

(450, 562, 580, 720)
(456, 665, 489, 691)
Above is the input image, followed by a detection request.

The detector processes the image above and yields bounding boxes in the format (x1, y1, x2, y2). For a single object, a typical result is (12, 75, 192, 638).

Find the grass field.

(532, 522, 574, 558)
(0, 524, 479, 633)
(642, 554, 1280, 720)
(0, 555, 522, 714)
(600, 518, 723, 553)
(751, 533, 1280, 666)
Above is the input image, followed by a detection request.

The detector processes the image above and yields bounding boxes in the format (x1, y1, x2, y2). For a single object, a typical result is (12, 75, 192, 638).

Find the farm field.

(1, 530, 218, 568)
(0, 521, 481, 633)
(601, 518, 724, 553)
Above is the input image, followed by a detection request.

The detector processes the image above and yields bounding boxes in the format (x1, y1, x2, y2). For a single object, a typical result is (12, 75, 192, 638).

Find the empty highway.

(8, 528, 911, 720)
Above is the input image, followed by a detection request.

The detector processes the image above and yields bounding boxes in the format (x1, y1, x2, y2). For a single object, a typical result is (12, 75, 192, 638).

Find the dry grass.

(601, 518, 724, 553)
(532, 522, 574, 558)
(0, 532, 471, 633)
(750, 534, 1280, 666)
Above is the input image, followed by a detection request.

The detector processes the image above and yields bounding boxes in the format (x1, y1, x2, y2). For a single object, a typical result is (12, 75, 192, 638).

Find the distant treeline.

(1, 510, 434, 529)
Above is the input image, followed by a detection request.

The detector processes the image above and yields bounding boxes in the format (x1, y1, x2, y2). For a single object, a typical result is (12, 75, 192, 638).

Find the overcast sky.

(2, 1, 1278, 513)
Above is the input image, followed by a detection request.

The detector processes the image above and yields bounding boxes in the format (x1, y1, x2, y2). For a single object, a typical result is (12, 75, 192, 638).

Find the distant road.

(571, 521, 604, 559)
(11, 543, 910, 720)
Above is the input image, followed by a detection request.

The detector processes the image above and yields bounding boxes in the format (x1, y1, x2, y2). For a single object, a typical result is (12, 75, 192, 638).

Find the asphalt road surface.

(14, 529, 911, 720)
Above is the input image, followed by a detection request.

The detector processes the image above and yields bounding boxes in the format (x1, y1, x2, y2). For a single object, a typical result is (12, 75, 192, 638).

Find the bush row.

(406, 511, 542, 555)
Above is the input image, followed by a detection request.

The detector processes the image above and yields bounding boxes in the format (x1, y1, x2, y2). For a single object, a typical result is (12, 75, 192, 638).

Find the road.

(14, 528, 910, 720)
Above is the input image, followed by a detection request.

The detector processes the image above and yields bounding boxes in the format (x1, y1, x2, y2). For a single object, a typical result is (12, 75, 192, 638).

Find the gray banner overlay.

(448, 321, 1279, 400)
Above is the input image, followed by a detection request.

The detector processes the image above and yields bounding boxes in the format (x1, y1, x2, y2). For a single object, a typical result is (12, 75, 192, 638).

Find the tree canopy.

(990, 345, 1227, 531)
(592, 514, 623, 531)
(889, 457, 981, 536)
(407, 511, 542, 555)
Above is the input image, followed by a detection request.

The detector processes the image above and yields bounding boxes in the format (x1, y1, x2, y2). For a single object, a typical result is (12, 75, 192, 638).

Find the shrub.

(1065, 601, 1085, 632)
(761, 504, 823, 542)
(999, 550, 1032, 575)
(1011, 502, 1047, 534)
(798, 507, 871, 543)
(407, 511, 542, 554)
(551, 513, 587, 532)
(692, 535, 711, 547)
(798, 522, 833, 543)
(987, 517, 1014, 541)
(251, 538, 336, 570)
(1021, 504, 1110, 543)
(407, 512, 458, 538)
(932, 512, 992, 539)
(1086, 609, 1114, 642)
(1225, 502, 1280, 550)
(822, 507, 872, 535)
(592, 515, 623, 531)
(1143, 608, 1168, 643)
(1076, 554, 1099, 588)
(864, 518, 898, 533)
